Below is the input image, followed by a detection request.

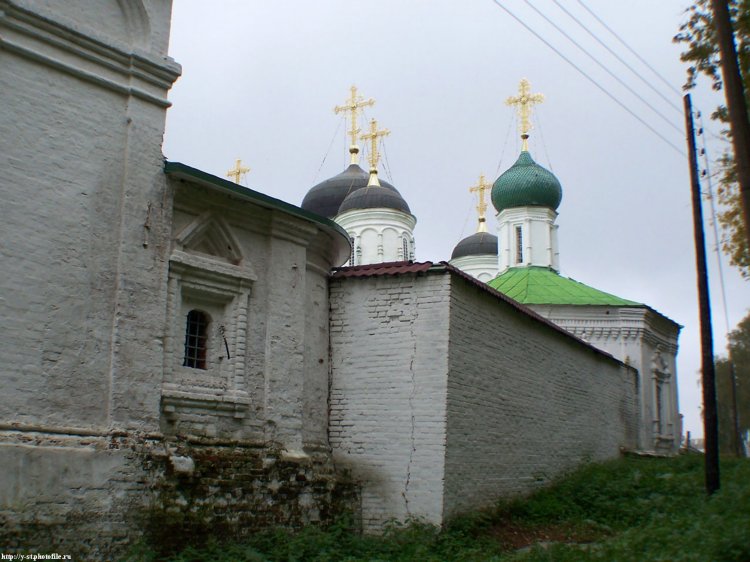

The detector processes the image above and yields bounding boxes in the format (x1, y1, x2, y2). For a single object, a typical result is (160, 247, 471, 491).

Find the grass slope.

(130, 454, 750, 562)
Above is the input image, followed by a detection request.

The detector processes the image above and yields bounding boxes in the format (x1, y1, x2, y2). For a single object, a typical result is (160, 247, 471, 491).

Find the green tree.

(715, 311, 750, 454)
(674, 0, 750, 278)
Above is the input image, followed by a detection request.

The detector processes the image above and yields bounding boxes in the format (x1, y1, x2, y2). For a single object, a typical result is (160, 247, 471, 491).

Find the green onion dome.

(491, 151, 562, 213)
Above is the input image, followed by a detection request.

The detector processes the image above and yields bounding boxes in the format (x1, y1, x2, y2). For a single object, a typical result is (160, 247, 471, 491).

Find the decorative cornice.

(170, 250, 257, 283)
(270, 212, 320, 247)
(0, 0, 180, 106)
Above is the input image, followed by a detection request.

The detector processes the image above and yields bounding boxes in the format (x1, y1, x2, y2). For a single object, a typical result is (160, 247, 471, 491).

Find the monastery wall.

(329, 272, 451, 531)
(529, 304, 681, 453)
(329, 267, 639, 530)
(443, 276, 640, 518)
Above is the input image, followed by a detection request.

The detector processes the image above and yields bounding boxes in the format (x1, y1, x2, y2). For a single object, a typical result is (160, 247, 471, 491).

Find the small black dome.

(301, 164, 398, 219)
(338, 184, 411, 214)
(451, 231, 498, 259)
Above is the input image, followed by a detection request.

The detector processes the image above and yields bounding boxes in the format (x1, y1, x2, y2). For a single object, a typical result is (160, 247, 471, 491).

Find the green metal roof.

(491, 151, 562, 213)
(487, 266, 641, 306)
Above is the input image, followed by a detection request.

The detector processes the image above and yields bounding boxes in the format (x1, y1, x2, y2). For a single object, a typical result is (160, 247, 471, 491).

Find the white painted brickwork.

(330, 269, 639, 529)
(529, 304, 681, 453)
(329, 273, 451, 530)
(443, 278, 640, 518)
(0, 2, 352, 553)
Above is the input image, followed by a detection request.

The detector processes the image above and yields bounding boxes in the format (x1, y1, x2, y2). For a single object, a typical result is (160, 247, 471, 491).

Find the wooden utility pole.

(710, 0, 750, 250)
(685, 94, 721, 495)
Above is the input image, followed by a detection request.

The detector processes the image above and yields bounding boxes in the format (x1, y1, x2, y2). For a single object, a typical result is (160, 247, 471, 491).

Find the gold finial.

(505, 78, 544, 152)
(226, 158, 250, 184)
(334, 85, 375, 165)
(360, 118, 390, 186)
(469, 174, 490, 233)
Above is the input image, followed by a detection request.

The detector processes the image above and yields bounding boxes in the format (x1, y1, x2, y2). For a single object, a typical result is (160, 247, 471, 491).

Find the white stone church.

(0, 1, 679, 557)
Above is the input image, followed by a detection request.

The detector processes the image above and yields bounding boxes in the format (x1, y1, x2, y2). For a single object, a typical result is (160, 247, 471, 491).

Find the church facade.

(1, 1, 670, 557)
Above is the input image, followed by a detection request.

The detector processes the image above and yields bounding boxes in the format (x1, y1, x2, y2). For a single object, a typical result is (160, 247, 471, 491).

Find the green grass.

(127, 454, 750, 562)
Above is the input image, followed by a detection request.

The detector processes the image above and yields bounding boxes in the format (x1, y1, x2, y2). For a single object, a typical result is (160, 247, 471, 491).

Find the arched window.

(183, 309, 209, 369)
(402, 236, 409, 261)
(350, 236, 355, 266)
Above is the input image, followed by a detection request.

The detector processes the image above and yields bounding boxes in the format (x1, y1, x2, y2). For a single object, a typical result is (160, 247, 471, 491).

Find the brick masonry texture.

(0, 432, 357, 560)
(329, 273, 451, 530)
(330, 270, 639, 529)
(443, 276, 639, 519)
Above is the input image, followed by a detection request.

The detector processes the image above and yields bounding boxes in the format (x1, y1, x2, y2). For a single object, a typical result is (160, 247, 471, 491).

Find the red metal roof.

(331, 260, 434, 278)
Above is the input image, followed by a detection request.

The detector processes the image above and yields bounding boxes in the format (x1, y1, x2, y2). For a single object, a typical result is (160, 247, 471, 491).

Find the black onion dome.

(301, 164, 398, 219)
(451, 231, 498, 259)
(338, 184, 411, 214)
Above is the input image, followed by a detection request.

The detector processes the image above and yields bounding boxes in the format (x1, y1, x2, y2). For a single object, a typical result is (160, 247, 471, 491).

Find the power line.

(495, 108, 516, 177)
(524, 0, 683, 136)
(489, 0, 685, 156)
(311, 115, 344, 184)
(534, 105, 554, 172)
(552, 0, 683, 115)
(697, 112, 732, 336)
(576, 0, 683, 97)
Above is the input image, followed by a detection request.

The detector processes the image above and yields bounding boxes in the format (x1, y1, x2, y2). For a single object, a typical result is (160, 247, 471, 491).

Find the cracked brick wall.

(329, 270, 639, 530)
(329, 273, 450, 531)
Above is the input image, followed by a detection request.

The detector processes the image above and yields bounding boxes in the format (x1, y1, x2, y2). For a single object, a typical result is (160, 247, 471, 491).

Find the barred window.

(515, 225, 523, 264)
(183, 309, 209, 369)
(350, 237, 355, 266)
(402, 237, 408, 260)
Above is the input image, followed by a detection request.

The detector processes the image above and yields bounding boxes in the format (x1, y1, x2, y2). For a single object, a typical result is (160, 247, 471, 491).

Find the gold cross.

(506, 78, 544, 151)
(469, 174, 490, 233)
(334, 85, 375, 164)
(226, 158, 250, 184)
(360, 118, 390, 186)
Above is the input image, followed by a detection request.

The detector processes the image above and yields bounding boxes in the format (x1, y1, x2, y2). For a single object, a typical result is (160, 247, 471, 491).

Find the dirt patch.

(489, 520, 605, 551)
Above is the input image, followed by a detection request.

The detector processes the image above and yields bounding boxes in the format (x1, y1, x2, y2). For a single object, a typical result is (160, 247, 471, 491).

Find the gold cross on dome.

(226, 158, 250, 184)
(360, 118, 390, 174)
(506, 78, 544, 151)
(334, 85, 375, 164)
(469, 174, 490, 233)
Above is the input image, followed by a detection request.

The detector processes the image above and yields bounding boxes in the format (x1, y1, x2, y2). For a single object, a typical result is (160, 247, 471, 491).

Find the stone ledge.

(161, 388, 250, 420)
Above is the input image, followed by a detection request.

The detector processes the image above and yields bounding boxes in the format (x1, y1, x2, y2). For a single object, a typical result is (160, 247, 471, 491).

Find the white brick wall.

(329, 273, 451, 530)
(443, 276, 639, 518)
(529, 304, 681, 453)
(330, 268, 639, 529)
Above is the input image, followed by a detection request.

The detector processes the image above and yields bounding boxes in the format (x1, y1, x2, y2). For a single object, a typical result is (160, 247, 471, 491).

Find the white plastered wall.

(497, 206, 559, 272)
(449, 254, 498, 282)
(335, 208, 416, 265)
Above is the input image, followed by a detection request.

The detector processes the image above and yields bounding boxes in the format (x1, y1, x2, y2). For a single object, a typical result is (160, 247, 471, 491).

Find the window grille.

(402, 237, 408, 260)
(350, 237, 355, 266)
(515, 225, 523, 264)
(183, 309, 209, 369)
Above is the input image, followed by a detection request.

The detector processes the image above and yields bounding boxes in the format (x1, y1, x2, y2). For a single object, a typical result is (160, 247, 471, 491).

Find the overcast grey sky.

(163, 0, 749, 439)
